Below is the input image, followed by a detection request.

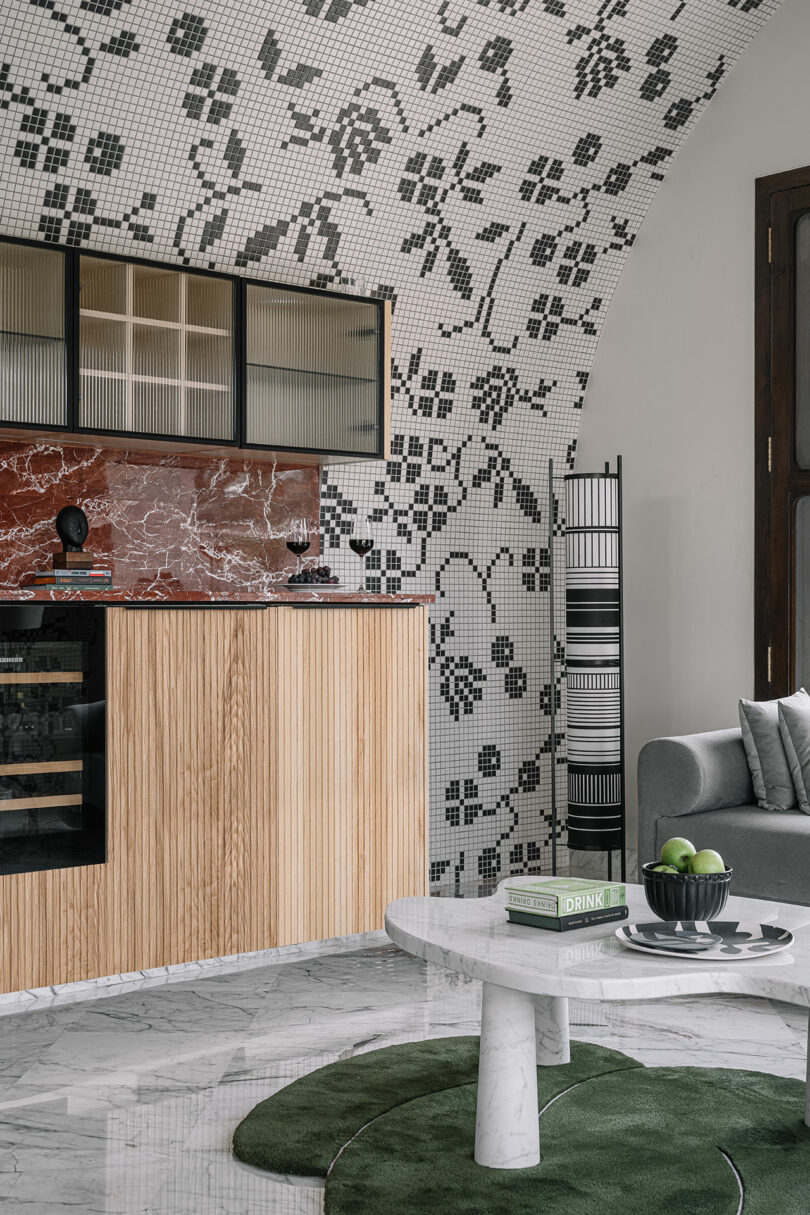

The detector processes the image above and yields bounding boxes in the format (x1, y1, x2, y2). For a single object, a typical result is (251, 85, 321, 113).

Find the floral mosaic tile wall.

(0, 0, 779, 889)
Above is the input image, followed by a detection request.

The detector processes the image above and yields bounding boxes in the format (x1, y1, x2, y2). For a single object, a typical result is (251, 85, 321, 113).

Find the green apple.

(660, 837, 696, 872)
(652, 865, 679, 874)
(688, 849, 725, 875)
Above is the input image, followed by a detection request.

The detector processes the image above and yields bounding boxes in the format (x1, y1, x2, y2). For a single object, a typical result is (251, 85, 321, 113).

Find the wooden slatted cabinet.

(0, 603, 428, 993)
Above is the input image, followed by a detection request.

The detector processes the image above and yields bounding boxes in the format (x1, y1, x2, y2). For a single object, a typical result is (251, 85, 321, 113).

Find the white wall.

(576, 0, 810, 845)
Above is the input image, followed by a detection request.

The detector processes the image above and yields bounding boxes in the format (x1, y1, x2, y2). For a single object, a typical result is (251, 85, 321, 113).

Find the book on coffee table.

(504, 876, 626, 918)
(507, 905, 629, 933)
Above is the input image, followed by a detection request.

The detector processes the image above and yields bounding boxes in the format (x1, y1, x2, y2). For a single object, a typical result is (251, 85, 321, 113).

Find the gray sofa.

(638, 728, 810, 907)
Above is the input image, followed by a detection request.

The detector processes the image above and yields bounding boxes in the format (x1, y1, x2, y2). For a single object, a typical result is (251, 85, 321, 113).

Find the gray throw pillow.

(738, 689, 809, 811)
(779, 696, 810, 814)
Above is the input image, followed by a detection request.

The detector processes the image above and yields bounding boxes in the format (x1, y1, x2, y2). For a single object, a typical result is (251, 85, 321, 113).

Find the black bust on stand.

(22, 504, 111, 587)
(50, 506, 102, 576)
(55, 506, 89, 553)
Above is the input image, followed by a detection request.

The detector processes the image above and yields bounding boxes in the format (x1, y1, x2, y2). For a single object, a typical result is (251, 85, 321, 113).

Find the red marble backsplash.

(0, 441, 320, 596)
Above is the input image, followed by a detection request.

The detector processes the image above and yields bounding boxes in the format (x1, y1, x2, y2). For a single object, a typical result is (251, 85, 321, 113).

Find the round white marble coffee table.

(385, 878, 810, 1170)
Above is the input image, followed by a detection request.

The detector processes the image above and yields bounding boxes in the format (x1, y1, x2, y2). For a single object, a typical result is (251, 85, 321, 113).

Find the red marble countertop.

(1, 587, 434, 605)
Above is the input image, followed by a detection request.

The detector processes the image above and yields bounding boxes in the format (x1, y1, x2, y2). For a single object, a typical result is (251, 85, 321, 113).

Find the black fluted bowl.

(642, 862, 733, 921)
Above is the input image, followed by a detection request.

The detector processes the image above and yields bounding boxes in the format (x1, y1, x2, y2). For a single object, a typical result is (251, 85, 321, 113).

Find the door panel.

(274, 606, 427, 945)
(106, 606, 273, 969)
(755, 173, 810, 696)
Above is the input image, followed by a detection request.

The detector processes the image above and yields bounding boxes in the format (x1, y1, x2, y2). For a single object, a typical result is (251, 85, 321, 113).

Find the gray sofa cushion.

(648, 805, 810, 906)
(637, 729, 753, 820)
(779, 697, 810, 815)
(739, 690, 808, 811)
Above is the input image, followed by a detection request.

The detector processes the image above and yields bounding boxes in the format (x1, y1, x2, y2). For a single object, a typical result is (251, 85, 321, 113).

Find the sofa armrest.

(637, 728, 754, 867)
(638, 728, 753, 819)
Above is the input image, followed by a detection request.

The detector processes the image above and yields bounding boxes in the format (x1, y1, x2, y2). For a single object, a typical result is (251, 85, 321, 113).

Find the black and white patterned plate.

(616, 921, 794, 961)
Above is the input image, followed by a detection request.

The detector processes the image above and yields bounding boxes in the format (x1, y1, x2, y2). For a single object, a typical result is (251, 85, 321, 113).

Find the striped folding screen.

(564, 472, 623, 853)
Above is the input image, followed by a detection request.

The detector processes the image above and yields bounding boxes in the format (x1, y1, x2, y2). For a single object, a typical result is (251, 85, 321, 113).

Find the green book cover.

(504, 876, 626, 917)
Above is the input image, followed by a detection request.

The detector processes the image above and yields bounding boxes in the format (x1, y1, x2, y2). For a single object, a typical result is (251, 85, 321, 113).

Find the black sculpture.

(55, 505, 89, 553)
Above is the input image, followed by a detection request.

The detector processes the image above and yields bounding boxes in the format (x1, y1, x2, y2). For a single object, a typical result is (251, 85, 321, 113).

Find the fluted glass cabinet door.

(78, 255, 235, 441)
(245, 285, 381, 455)
(0, 240, 66, 426)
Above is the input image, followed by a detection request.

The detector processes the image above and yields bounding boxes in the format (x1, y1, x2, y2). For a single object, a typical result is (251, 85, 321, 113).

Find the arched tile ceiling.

(0, 0, 781, 885)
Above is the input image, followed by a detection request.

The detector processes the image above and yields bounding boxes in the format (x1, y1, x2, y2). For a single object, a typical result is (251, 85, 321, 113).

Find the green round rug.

(232, 1036, 810, 1214)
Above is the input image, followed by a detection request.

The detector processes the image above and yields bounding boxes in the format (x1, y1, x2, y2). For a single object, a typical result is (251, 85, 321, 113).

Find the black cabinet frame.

(0, 235, 387, 462)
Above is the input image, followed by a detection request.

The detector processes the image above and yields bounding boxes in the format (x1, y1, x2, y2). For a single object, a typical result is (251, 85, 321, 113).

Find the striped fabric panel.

(567, 672, 620, 689)
(564, 472, 623, 852)
(565, 533, 620, 569)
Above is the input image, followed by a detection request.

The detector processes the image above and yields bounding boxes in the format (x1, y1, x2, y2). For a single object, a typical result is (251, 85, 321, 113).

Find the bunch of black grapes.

(289, 564, 340, 585)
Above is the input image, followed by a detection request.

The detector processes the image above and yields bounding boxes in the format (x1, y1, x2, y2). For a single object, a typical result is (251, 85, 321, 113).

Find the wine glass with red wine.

(349, 520, 375, 592)
(286, 518, 311, 576)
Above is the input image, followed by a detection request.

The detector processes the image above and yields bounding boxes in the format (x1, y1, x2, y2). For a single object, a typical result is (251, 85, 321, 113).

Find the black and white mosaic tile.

(0, 0, 780, 891)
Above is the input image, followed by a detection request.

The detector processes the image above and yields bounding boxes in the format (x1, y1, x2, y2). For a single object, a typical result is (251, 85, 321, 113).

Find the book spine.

(511, 904, 628, 925)
(507, 906, 628, 932)
(27, 574, 112, 582)
(28, 570, 112, 579)
(28, 578, 113, 587)
(507, 891, 559, 915)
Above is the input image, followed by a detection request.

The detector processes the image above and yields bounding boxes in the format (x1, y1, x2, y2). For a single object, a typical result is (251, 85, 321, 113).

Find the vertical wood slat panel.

(0, 603, 426, 994)
(229, 610, 275, 955)
(273, 605, 427, 945)
(275, 605, 299, 948)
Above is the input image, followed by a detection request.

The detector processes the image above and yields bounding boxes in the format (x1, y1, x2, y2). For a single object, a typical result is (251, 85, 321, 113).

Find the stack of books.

(23, 553, 113, 589)
(505, 876, 628, 933)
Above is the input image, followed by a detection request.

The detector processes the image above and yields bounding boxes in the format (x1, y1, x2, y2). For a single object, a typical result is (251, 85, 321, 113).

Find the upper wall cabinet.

(245, 285, 383, 458)
(79, 256, 236, 443)
(0, 242, 67, 428)
(0, 237, 390, 464)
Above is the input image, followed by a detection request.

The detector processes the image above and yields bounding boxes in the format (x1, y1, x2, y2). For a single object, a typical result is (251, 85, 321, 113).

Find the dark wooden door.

(755, 169, 810, 697)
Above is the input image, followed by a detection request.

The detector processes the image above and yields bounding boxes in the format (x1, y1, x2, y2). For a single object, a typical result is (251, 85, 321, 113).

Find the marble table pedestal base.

(535, 993, 570, 1066)
(474, 983, 569, 1168)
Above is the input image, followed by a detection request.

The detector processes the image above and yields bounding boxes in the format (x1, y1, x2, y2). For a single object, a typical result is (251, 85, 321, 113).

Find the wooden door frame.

(755, 165, 810, 698)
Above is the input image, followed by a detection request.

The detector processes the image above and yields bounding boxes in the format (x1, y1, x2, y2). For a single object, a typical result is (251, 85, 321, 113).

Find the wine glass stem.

(358, 555, 364, 593)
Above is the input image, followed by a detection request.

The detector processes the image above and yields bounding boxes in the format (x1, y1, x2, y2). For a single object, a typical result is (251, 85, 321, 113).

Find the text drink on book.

(504, 876, 626, 918)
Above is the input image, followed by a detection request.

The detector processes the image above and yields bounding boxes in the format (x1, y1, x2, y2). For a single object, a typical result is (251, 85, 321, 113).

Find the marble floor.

(0, 937, 806, 1214)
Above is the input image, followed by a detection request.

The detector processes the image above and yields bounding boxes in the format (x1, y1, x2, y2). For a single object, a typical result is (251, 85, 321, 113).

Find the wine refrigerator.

(0, 603, 106, 876)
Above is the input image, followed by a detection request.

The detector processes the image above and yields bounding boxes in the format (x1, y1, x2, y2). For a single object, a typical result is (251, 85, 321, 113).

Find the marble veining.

(0, 935, 806, 1212)
(475, 981, 540, 1168)
(3, 587, 433, 604)
(0, 441, 320, 597)
(534, 995, 569, 1067)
